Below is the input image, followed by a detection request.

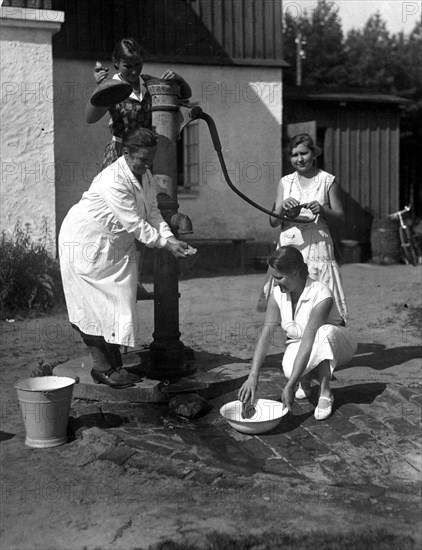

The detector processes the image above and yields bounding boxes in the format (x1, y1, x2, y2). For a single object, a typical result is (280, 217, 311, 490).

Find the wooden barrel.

(370, 217, 401, 264)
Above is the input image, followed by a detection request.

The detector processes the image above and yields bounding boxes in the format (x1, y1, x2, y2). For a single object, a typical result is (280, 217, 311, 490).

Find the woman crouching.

(239, 246, 357, 420)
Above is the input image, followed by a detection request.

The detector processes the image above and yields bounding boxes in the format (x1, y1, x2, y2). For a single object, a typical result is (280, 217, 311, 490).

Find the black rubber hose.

(189, 107, 313, 223)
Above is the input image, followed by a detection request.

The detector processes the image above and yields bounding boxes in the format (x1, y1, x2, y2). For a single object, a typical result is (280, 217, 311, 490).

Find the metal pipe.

(182, 107, 315, 223)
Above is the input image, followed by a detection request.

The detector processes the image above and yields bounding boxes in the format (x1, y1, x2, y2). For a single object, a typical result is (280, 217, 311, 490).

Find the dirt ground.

(0, 263, 421, 549)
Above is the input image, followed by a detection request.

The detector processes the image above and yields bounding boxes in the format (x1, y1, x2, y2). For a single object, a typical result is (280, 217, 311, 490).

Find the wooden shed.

(283, 88, 408, 257)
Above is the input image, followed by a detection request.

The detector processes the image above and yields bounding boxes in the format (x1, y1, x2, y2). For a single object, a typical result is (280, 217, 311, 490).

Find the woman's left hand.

(161, 70, 181, 82)
(304, 201, 324, 216)
(281, 384, 295, 412)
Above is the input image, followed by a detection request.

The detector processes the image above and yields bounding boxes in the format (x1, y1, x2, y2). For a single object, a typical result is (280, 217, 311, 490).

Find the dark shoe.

(105, 343, 143, 383)
(116, 366, 143, 383)
(90, 368, 134, 389)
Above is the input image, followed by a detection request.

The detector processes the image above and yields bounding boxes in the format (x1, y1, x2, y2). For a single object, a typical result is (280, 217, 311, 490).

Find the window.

(177, 117, 200, 195)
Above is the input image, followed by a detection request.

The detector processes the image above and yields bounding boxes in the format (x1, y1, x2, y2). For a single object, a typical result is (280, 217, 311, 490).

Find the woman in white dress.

(59, 128, 189, 388)
(259, 133, 348, 320)
(241, 246, 357, 420)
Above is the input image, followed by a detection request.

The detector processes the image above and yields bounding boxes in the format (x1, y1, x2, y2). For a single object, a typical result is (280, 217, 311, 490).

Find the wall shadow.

(338, 189, 373, 244)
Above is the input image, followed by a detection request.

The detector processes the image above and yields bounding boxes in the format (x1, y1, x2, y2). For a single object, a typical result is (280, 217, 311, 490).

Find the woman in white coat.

(240, 246, 357, 421)
(59, 128, 189, 388)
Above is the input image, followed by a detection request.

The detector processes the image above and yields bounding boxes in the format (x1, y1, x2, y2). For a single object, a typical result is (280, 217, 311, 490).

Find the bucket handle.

(41, 376, 79, 398)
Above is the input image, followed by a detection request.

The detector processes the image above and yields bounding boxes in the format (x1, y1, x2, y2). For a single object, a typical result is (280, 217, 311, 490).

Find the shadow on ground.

(134, 348, 247, 376)
(264, 382, 387, 436)
(68, 412, 126, 441)
(0, 431, 15, 442)
(339, 343, 422, 371)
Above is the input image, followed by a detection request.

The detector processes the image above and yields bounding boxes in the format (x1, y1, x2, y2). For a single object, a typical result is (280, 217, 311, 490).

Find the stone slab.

(54, 359, 250, 403)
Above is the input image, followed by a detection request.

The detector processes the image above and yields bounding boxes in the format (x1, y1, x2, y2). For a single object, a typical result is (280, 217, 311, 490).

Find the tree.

(395, 21, 422, 140)
(283, 0, 347, 88)
(343, 15, 422, 138)
(343, 13, 395, 91)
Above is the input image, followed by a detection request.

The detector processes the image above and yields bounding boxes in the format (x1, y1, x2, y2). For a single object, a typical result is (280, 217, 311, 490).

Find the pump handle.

(185, 107, 315, 223)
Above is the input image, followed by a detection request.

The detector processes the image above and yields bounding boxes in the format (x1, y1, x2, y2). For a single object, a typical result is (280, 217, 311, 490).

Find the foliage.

(30, 359, 55, 378)
(0, 219, 64, 315)
(283, 0, 347, 88)
(282, 1, 422, 138)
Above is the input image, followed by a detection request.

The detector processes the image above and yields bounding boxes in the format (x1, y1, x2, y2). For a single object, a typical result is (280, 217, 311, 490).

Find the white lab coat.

(58, 155, 174, 347)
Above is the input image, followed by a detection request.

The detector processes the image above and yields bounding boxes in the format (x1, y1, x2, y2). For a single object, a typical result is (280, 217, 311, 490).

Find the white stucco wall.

(53, 59, 283, 242)
(177, 65, 283, 241)
(0, 7, 64, 253)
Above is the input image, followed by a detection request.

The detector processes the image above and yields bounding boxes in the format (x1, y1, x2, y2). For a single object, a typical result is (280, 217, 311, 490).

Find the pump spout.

(171, 213, 193, 235)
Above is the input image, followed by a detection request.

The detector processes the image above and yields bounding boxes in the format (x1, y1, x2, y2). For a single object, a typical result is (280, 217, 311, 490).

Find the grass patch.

(147, 530, 417, 550)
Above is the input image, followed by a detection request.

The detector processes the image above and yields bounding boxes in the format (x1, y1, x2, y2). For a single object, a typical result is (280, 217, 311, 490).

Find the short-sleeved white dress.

(273, 278, 357, 379)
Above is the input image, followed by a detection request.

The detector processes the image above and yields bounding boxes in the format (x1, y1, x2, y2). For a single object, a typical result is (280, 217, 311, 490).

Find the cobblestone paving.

(70, 370, 421, 502)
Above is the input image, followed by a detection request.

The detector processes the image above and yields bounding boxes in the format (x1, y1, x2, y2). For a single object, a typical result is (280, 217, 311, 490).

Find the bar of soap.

(241, 402, 256, 419)
(185, 246, 197, 255)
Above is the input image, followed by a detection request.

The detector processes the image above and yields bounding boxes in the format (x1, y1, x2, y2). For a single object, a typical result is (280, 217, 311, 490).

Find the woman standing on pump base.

(85, 37, 192, 169)
(59, 128, 190, 389)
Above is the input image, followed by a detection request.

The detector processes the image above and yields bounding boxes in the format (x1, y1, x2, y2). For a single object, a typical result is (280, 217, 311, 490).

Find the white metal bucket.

(14, 376, 77, 448)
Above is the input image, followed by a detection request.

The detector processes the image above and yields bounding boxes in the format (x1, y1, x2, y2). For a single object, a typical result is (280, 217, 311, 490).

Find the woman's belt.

(283, 220, 320, 230)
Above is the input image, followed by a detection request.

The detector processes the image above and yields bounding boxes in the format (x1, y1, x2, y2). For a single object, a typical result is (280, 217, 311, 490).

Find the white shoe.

(314, 395, 334, 420)
(295, 383, 311, 400)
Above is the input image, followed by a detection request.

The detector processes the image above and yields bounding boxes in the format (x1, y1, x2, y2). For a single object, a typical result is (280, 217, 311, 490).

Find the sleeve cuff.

(156, 236, 168, 248)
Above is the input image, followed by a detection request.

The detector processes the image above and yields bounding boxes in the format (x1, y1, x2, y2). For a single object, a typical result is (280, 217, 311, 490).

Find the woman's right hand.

(94, 62, 109, 85)
(282, 197, 300, 212)
(238, 376, 258, 405)
(165, 240, 189, 259)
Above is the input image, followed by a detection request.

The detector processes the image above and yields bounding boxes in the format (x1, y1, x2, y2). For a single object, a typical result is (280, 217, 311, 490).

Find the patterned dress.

(258, 170, 349, 320)
(101, 75, 152, 169)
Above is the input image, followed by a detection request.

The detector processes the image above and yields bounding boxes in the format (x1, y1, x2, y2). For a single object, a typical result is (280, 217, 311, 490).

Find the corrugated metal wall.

(189, 0, 283, 62)
(284, 99, 401, 243)
(325, 104, 400, 242)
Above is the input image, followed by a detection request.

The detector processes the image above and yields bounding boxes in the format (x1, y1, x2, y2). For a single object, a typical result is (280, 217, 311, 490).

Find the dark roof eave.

(284, 91, 410, 105)
(145, 54, 289, 68)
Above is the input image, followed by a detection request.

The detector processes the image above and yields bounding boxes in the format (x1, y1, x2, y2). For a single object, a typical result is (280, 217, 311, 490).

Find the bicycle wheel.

(399, 227, 417, 265)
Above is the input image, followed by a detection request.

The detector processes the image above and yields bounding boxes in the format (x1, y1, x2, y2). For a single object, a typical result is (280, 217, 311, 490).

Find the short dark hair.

(112, 37, 145, 65)
(268, 246, 309, 279)
(122, 128, 158, 153)
(287, 133, 321, 157)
